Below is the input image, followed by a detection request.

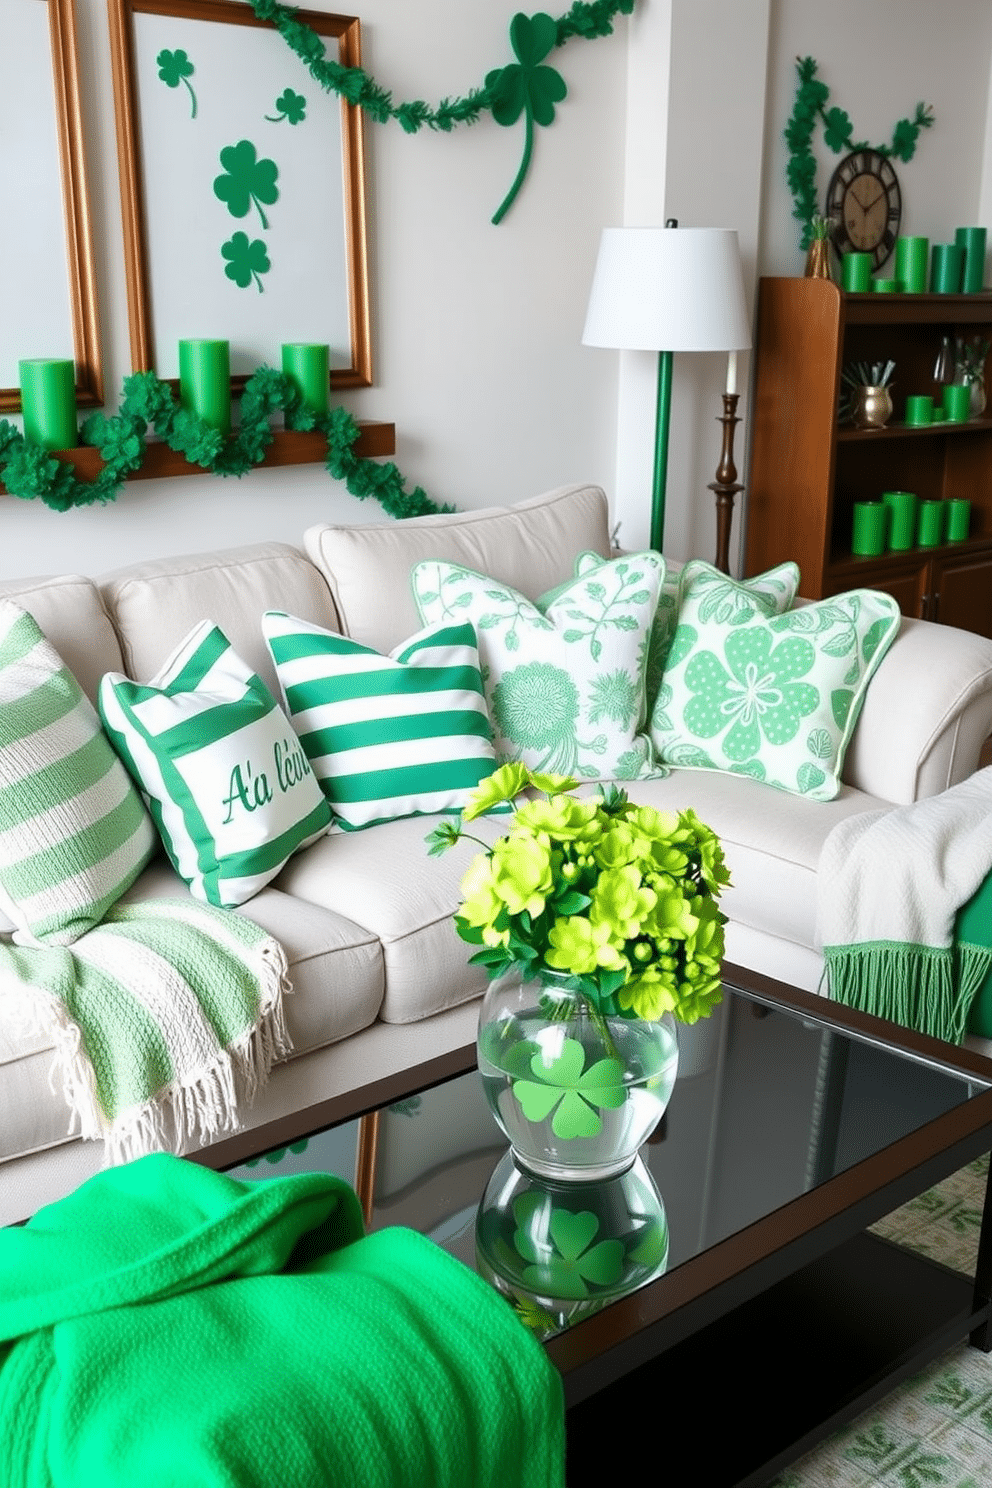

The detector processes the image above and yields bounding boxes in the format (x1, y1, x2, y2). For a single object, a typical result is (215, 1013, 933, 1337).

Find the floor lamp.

(582, 225, 752, 563)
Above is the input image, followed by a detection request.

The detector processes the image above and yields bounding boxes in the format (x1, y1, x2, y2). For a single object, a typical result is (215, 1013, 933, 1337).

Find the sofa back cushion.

(304, 483, 612, 654)
(0, 574, 124, 705)
(100, 542, 339, 699)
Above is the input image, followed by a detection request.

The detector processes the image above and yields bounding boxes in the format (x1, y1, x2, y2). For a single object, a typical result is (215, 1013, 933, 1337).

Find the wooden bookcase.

(745, 277, 992, 638)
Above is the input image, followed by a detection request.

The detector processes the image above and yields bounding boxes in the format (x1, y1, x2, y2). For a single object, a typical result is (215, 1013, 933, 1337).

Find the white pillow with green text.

(648, 569, 900, 799)
(412, 552, 666, 781)
(99, 620, 331, 907)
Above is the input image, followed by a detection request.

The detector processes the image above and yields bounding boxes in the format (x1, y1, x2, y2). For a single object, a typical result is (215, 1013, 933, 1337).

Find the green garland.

(249, 0, 636, 221)
(785, 56, 934, 250)
(0, 369, 449, 517)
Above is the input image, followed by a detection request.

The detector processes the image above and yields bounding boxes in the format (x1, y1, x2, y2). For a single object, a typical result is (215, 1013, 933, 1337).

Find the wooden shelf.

(1, 421, 395, 494)
(746, 276, 992, 639)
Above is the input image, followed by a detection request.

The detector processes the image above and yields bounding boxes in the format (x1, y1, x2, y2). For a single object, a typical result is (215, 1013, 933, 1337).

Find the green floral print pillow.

(542, 555, 800, 721)
(648, 572, 900, 800)
(411, 553, 666, 781)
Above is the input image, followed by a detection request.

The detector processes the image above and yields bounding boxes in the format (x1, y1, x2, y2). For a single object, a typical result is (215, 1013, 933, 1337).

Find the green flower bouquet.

(429, 764, 730, 1179)
(428, 762, 730, 1027)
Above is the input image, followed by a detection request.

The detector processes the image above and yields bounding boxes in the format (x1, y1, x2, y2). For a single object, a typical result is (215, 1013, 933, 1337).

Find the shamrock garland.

(785, 56, 934, 250)
(0, 369, 449, 518)
(248, 0, 636, 222)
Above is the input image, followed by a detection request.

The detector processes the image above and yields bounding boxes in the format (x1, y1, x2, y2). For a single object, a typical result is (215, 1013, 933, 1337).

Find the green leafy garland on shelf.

(0, 369, 448, 517)
(785, 56, 934, 250)
(249, 0, 636, 222)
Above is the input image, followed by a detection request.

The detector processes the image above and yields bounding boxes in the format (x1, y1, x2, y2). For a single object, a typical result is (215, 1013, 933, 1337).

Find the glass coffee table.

(224, 966, 992, 1488)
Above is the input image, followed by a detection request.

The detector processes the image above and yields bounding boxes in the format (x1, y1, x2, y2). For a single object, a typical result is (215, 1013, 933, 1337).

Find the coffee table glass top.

(357, 978, 992, 1340)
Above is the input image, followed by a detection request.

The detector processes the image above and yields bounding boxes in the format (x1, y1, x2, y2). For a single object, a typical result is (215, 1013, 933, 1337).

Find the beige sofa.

(4, 481, 992, 1226)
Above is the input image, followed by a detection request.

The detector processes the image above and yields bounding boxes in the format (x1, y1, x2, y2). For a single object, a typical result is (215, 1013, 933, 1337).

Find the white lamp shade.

(582, 226, 752, 352)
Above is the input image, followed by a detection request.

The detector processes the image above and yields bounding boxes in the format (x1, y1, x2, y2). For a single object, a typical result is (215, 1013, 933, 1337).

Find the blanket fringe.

(101, 937, 293, 1166)
(823, 940, 992, 1044)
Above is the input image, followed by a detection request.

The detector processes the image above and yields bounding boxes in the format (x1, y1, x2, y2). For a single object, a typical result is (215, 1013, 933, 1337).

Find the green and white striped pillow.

(0, 600, 156, 946)
(262, 612, 499, 829)
(99, 620, 331, 907)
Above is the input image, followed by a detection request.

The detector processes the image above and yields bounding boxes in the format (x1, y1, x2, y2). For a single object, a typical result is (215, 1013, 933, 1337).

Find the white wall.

(6, 0, 992, 585)
(3, 0, 629, 578)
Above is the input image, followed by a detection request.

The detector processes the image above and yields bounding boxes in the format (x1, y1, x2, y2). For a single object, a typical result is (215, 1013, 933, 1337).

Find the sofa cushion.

(0, 574, 124, 705)
(263, 612, 500, 829)
(100, 542, 339, 701)
(0, 858, 385, 1171)
(552, 554, 800, 720)
(304, 483, 612, 655)
(650, 577, 900, 800)
(100, 622, 331, 907)
(274, 810, 511, 1024)
(412, 552, 665, 781)
(0, 601, 157, 947)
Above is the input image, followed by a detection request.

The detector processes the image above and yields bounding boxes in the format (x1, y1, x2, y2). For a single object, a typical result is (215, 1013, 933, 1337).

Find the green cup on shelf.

(851, 501, 888, 556)
(895, 236, 929, 293)
(917, 499, 945, 548)
(946, 498, 972, 541)
(955, 227, 987, 293)
(18, 358, 78, 450)
(178, 339, 231, 436)
(904, 394, 933, 426)
(930, 243, 965, 295)
(883, 490, 919, 551)
(841, 251, 872, 292)
(872, 278, 899, 293)
(943, 383, 971, 422)
(281, 342, 330, 427)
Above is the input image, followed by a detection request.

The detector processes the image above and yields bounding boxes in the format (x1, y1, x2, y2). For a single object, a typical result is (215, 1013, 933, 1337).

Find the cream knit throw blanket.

(0, 898, 291, 1164)
(816, 768, 992, 1043)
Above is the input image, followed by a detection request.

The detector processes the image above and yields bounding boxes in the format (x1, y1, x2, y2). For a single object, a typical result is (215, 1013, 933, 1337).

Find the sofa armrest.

(843, 615, 992, 802)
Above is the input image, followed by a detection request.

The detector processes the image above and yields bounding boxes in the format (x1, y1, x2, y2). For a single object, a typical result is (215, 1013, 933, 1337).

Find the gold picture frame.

(107, 0, 372, 389)
(1, 0, 103, 413)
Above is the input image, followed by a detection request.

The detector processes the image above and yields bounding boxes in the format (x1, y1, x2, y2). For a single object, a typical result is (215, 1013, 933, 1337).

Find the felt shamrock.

(486, 12, 567, 225)
(156, 49, 196, 118)
(221, 232, 271, 293)
(213, 140, 279, 229)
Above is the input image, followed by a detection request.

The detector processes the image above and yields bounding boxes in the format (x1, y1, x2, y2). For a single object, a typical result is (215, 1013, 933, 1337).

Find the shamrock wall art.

(107, 0, 371, 387)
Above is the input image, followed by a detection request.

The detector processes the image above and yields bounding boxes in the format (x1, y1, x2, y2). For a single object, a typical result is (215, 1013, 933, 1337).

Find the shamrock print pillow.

(648, 569, 900, 799)
(411, 553, 666, 781)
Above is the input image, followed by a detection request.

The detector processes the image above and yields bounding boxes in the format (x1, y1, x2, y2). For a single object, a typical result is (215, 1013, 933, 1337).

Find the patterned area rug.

(770, 1154, 992, 1488)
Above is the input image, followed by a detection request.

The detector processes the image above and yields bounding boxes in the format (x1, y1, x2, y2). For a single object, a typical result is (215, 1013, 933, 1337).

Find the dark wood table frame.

(202, 963, 992, 1488)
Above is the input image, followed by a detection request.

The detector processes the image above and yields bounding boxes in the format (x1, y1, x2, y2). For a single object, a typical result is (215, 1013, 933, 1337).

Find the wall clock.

(826, 149, 902, 270)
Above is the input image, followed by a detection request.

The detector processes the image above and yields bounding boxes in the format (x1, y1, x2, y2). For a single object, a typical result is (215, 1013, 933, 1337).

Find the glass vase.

(476, 969, 679, 1181)
(475, 1149, 669, 1340)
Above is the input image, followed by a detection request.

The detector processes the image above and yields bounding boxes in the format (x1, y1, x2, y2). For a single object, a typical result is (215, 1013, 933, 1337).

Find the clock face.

(826, 149, 902, 270)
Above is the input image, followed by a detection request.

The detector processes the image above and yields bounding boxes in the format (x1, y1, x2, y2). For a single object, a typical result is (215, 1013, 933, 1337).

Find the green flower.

(513, 794, 600, 844)
(546, 917, 626, 977)
(490, 832, 555, 917)
(589, 866, 656, 941)
(457, 854, 508, 946)
(683, 628, 819, 763)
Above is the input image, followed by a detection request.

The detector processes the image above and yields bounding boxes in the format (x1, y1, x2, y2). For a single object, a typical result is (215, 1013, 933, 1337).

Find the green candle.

(282, 343, 330, 427)
(18, 358, 78, 449)
(178, 339, 231, 436)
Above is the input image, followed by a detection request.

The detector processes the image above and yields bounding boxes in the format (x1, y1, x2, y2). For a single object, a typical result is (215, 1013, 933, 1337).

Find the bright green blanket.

(0, 1154, 565, 1488)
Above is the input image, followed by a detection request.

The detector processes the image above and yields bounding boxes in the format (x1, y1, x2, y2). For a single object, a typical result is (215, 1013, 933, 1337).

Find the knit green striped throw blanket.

(0, 898, 291, 1162)
(817, 770, 992, 1043)
(0, 1155, 566, 1488)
